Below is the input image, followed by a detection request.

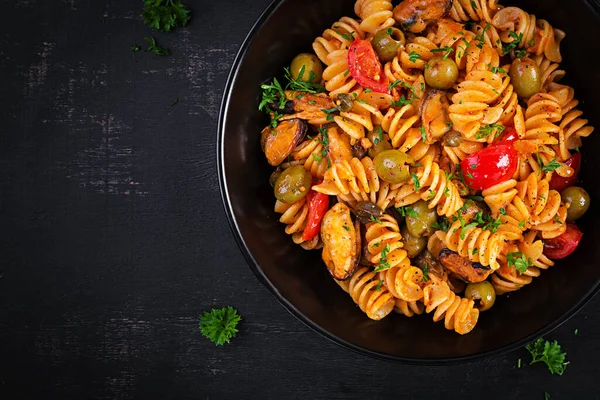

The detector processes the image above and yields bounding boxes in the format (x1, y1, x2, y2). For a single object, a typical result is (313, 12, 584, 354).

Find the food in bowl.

(258, 0, 593, 334)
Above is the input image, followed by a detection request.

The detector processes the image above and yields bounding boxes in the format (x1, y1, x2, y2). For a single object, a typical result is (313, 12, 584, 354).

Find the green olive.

(372, 28, 406, 62)
(424, 56, 459, 90)
(561, 186, 590, 222)
(290, 53, 323, 83)
(354, 201, 383, 224)
(373, 149, 413, 184)
(405, 200, 438, 237)
(465, 281, 496, 312)
(509, 57, 541, 98)
(443, 131, 462, 147)
(335, 93, 354, 112)
(273, 165, 312, 204)
(401, 225, 427, 258)
(367, 130, 392, 158)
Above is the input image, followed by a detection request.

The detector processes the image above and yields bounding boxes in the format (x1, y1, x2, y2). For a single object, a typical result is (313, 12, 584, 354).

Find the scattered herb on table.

(200, 306, 242, 346)
(144, 36, 170, 56)
(142, 0, 191, 32)
(525, 338, 569, 375)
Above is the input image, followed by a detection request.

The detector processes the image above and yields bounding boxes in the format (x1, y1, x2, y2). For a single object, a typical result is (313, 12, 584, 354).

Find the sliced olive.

(443, 131, 462, 147)
(465, 281, 496, 311)
(273, 165, 311, 204)
(405, 200, 438, 237)
(334, 93, 354, 112)
(509, 57, 541, 98)
(373, 149, 413, 184)
(367, 130, 392, 158)
(290, 53, 323, 83)
(561, 186, 590, 222)
(372, 28, 406, 62)
(354, 201, 383, 224)
(424, 56, 458, 90)
(400, 225, 426, 258)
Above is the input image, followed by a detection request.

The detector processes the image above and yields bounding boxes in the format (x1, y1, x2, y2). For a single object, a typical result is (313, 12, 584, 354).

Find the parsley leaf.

(432, 218, 450, 232)
(373, 244, 391, 272)
(397, 206, 419, 218)
(375, 279, 384, 291)
(526, 338, 569, 375)
(142, 0, 191, 32)
(502, 30, 524, 56)
(420, 126, 426, 143)
(476, 123, 505, 140)
(131, 44, 141, 52)
(506, 251, 532, 274)
(539, 156, 561, 172)
(411, 172, 421, 191)
(431, 46, 453, 60)
(199, 306, 242, 346)
(144, 36, 170, 56)
(422, 263, 430, 282)
(370, 215, 383, 225)
(408, 51, 421, 63)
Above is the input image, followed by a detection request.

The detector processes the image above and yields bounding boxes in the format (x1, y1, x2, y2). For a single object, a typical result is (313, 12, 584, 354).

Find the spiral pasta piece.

(274, 199, 321, 250)
(313, 17, 365, 65)
(394, 299, 424, 317)
(322, 50, 361, 96)
(491, 232, 554, 294)
(401, 155, 464, 217)
(422, 274, 479, 335)
(280, 136, 329, 179)
(345, 267, 396, 320)
(449, 0, 501, 23)
(354, 0, 395, 35)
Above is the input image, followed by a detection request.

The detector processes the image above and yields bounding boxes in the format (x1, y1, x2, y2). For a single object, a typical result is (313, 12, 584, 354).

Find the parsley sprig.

(142, 0, 191, 32)
(506, 251, 533, 274)
(526, 338, 569, 375)
(199, 306, 242, 346)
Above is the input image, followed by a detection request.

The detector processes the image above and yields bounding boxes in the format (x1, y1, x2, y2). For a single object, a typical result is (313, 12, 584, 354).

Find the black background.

(1, 0, 598, 399)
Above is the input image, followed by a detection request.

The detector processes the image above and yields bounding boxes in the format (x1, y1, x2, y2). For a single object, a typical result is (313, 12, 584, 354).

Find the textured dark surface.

(0, 0, 598, 399)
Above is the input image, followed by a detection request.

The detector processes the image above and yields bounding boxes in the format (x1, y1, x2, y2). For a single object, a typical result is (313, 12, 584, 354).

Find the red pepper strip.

(301, 190, 330, 241)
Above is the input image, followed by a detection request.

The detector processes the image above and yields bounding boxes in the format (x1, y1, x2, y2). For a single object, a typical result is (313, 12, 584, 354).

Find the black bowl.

(218, 0, 600, 363)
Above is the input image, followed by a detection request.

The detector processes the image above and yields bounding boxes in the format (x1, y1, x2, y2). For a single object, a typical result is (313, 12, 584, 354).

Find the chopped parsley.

(431, 46, 453, 60)
(408, 51, 421, 63)
(375, 279, 384, 292)
(476, 123, 505, 140)
(397, 206, 419, 218)
(507, 251, 533, 274)
(370, 215, 383, 225)
(373, 244, 391, 272)
(537, 156, 561, 172)
(526, 338, 569, 375)
(422, 263, 430, 282)
(432, 218, 450, 232)
(502, 30, 524, 56)
(420, 126, 426, 143)
(411, 172, 421, 191)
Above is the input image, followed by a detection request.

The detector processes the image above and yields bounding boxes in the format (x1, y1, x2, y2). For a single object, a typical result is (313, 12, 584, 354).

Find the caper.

(400, 225, 427, 258)
(561, 186, 590, 222)
(367, 130, 392, 158)
(465, 281, 496, 312)
(273, 165, 312, 204)
(290, 53, 323, 83)
(405, 200, 438, 237)
(443, 131, 463, 147)
(509, 57, 541, 98)
(424, 56, 459, 89)
(372, 28, 406, 62)
(354, 201, 384, 224)
(335, 93, 354, 112)
(373, 149, 413, 184)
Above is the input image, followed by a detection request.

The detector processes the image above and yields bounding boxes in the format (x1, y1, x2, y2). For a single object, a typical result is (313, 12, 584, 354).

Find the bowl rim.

(217, 0, 600, 364)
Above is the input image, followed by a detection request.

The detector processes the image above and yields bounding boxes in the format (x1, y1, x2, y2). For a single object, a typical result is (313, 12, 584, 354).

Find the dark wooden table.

(1, 0, 598, 398)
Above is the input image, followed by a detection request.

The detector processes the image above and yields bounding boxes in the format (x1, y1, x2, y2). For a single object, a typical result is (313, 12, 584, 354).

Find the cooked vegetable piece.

(290, 53, 323, 83)
(561, 186, 590, 222)
(420, 89, 452, 142)
(465, 281, 496, 311)
(302, 191, 330, 241)
(509, 57, 542, 98)
(348, 39, 390, 94)
(273, 165, 312, 204)
(438, 248, 491, 283)
(393, 0, 452, 33)
(373, 149, 413, 184)
(261, 119, 307, 166)
(326, 125, 353, 163)
(544, 223, 583, 259)
(321, 203, 360, 279)
(549, 152, 580, 191)
(424, 56, 458, 89)
(354, 201, 383, 224)
(460, 144, 518, 190)
(372, 28, 406, 62)
(400, 225, 427, 258)
(405, 200, 438, 237)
